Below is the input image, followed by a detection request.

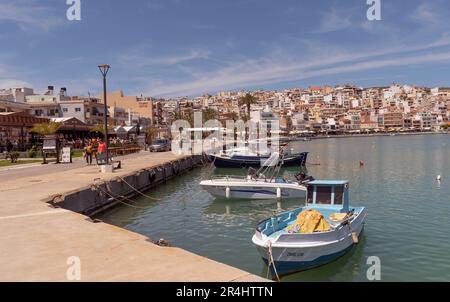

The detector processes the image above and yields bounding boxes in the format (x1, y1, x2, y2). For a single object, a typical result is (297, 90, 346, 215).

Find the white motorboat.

(200, 153, 310, 200)
(200, 176, 307, 200)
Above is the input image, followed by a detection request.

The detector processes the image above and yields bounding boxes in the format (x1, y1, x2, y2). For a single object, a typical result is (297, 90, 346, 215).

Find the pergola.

(0, 112, 48, 150)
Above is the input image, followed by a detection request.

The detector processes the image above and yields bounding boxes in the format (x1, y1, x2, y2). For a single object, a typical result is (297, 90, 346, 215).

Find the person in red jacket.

(97, 138, 106, 155)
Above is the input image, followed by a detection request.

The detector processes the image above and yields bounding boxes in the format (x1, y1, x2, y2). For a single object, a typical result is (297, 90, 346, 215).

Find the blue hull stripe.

(231, 189, 290, 197)
(263, 244, 354, 277)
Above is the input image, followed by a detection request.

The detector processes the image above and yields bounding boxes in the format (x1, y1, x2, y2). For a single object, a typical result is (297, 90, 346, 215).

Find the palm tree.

(202, 108, 218, 122)
(238, 93, 258, 120)
(238, 93, 257, 142)
(229, 111, 239, 122)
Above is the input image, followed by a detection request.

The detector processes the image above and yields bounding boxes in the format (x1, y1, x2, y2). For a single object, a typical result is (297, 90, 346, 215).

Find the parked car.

(149, 139, 171, 152)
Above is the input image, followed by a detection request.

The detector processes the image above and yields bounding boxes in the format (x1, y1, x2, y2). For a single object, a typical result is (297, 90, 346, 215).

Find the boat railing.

(210, 175, 248, 182)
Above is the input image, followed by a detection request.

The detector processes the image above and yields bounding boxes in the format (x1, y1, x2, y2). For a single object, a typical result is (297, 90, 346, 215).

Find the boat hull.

(211, 153, 307, 168)
(201, 180, 307, 199)
(252, 208, 366, 276)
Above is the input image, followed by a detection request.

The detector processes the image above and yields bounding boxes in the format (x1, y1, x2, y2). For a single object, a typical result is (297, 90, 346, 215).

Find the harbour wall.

(49, 155, 205, 216)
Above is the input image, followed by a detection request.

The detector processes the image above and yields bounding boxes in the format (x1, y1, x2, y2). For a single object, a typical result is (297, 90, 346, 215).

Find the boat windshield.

(334, 186, 344, 205)
(315, 186, 332, 205)
(307, 189, 314, 204)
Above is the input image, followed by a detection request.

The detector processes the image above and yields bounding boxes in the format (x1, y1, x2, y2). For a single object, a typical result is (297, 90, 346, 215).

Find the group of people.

(83, 138, 106, 165)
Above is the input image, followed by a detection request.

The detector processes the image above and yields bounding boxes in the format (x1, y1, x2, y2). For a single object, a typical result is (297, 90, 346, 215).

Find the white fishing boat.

(252, 180, 366, 278)
(200, 153, 310, 200)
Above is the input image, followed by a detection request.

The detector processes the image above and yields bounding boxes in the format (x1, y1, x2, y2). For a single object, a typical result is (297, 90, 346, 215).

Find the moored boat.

(201, 152, 311, 200)
(200, 176, 308, 200)
(252, 180, 366, 278)
(209, 148, 308, 168)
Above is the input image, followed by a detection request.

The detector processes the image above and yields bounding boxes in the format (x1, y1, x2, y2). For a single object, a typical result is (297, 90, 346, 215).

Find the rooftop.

(308, 180, 349, 186)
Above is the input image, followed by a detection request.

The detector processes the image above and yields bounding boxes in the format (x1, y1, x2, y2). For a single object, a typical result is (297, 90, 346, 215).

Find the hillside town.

(1, 83, 449, 151)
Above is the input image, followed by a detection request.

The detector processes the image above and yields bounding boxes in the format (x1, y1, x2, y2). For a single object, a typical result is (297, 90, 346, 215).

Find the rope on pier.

(266, 241, 280, 282)
(92, 181, 149, 210)
(117, 176, 161, 201)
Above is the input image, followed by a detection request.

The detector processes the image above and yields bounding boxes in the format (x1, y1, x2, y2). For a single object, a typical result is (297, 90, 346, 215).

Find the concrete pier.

(0, 152, 267, 282)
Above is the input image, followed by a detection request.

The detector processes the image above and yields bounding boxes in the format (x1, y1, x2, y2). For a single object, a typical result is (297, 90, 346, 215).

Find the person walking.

(97, 138, 106, 155)
(6, 140, 13, 153)
(97, 138, 107, 164)
(84, 142, 94, 165)
(91, 138, 98, 162)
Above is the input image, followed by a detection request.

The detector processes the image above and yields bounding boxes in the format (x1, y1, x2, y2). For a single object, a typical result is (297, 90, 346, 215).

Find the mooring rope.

(117, 176, 161, 201)
(93, 181, 149, 210)
(266, 241, 280, 282)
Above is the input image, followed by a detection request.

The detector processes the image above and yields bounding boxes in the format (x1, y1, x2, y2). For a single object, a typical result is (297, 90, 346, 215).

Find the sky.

(1, 0, 450, 97)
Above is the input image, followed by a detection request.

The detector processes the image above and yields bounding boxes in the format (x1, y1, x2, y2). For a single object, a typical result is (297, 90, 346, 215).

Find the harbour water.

(98, 134, 450, 281)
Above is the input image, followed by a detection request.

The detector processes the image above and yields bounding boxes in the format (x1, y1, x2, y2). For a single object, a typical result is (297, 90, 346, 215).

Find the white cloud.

(0, 2, 63, 31)
(118, 49, 210, 68)
(411, 3, 439, 25)
(143, 36, 450, 97)
(316, 5, 352, 33)
(0, 79, 33, 89)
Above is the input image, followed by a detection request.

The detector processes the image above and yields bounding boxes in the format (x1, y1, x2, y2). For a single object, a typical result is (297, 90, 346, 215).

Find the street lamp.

(98, 64, 110, 165)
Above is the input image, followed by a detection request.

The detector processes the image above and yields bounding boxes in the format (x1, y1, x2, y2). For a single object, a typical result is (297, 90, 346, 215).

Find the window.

(62, 108, 68, 112)
(316, 186, 332, 205)
(334, 186, 344, 205)
(75, 108, 81, 112)
(307, 187, 314, 204)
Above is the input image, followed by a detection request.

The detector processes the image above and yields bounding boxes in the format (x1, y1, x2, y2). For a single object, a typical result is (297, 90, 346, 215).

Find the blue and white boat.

(252, 180, 366, 278)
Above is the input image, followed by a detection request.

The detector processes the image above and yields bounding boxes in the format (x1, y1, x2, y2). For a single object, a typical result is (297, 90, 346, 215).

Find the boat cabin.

(306, 180, 349, 212)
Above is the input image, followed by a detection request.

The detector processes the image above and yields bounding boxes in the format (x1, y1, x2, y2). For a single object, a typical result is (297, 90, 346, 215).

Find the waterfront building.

(0, 100, 31, 114)
(0, 111, 48, 150)
(382, 111, 404, 130)
(101, 91, 156, 125)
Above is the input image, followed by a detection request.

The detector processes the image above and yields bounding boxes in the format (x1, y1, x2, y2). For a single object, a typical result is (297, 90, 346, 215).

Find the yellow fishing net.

(287, 209, 330, 234)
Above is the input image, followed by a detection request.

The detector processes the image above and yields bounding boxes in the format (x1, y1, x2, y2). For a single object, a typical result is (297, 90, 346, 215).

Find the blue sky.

(1, 0, 450, 97)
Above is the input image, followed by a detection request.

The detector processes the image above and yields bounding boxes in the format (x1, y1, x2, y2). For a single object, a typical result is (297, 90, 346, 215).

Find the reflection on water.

(98, 134, 450, 281)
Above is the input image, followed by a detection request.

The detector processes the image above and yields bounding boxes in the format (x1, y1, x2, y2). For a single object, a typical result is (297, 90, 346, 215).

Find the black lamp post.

(98, 64, 111, 164)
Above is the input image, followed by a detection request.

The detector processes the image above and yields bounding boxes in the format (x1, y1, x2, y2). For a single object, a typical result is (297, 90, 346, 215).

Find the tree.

(90, 124, 114, 135)
(229, 111, 239, 122)
(238, 93, 258, 120)
(202, 108, 218, 122)
(30, 122, 61, 135)
(145, 127, 159, 144)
